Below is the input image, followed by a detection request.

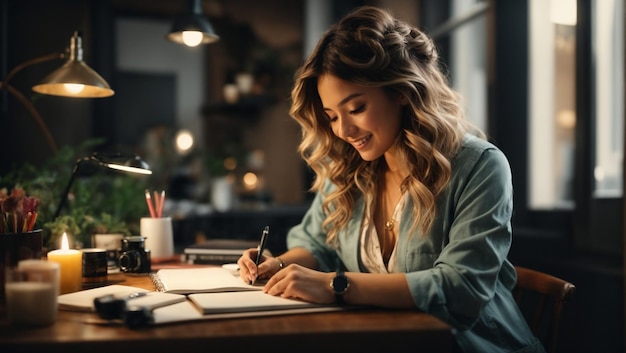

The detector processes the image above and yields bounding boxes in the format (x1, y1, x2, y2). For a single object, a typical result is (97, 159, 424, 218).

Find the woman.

(238, 6, 545, 353)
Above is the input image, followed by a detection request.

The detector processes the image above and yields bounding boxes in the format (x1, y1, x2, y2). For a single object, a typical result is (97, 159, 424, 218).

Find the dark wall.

(0, 0, 104, 174)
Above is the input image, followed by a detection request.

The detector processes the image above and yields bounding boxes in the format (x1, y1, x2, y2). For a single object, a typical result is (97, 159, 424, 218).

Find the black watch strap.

(335, 293, 345, 305)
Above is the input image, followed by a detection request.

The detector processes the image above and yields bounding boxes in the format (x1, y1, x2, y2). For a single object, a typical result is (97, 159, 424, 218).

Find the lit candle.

(47, 232, 82, 294)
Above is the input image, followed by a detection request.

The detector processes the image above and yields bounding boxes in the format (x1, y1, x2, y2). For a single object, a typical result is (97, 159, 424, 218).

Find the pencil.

(158, 190, 165, 218)
(145, 190, 156, 218)
(153, 190, 161, 217)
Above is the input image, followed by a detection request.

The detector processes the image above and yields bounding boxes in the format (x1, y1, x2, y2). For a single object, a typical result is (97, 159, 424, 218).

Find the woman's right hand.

(237, 248, 282, 284)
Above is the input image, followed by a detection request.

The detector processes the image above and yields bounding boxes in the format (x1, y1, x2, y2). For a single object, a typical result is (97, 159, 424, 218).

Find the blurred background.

(0, 1, 624, 352)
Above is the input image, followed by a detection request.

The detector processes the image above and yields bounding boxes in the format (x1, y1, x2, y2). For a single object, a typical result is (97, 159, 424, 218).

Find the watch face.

(332, 274, 349, 294)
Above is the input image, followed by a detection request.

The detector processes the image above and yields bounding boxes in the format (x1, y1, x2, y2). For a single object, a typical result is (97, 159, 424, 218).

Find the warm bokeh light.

(175, 129, 194, 154)
(243, 172, 258, 190)
(224, 157, 237, 171)
(182, 31, 203, 47)
(557, 109, 576, 129)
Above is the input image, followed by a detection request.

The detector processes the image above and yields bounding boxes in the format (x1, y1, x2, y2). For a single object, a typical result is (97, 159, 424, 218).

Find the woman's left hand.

(263, 263, 335, 304)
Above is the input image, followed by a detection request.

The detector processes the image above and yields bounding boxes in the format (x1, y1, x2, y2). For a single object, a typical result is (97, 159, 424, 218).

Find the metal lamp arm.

(0, 52, 63, 92)
(52, 156, 89, 220)
(0, 52, 64, 153)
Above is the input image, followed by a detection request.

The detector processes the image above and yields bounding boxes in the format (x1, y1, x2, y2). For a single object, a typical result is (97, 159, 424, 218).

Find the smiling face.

(317, 74, 405, 162)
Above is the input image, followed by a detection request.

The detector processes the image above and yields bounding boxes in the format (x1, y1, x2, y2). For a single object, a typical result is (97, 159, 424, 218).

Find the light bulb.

(182, 31, 203, 47)
(64, 83, 85, 94)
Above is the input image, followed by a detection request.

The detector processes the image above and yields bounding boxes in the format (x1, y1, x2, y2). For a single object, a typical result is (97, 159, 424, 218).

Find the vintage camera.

(119, 236, 151, 273)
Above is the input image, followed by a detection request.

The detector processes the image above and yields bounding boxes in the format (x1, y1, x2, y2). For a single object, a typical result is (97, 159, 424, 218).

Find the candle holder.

(0, 229, 43, 301)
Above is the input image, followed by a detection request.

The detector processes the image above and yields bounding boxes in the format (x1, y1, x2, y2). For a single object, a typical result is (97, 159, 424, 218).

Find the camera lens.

(119, 251, 142, 272)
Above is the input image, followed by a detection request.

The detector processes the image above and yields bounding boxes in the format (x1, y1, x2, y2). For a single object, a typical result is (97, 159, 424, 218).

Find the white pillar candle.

(5, 259, 59, 326)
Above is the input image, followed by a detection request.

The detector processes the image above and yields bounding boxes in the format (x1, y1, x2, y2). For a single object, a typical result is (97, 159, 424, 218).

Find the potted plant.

(0, 186, 40, 234)
(0, 187, 44, 298)
(82, 212, 130, 237)
(43, 214, 81, 249)
(1, 139, 148, 249)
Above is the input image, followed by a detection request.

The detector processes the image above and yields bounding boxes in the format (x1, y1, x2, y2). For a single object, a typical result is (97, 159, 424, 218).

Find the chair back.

(512, 266, 576, 353)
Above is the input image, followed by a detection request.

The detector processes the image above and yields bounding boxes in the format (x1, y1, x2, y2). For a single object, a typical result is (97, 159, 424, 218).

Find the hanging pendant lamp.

(167, 0, 220, 47)
(32, 31, 114, 98)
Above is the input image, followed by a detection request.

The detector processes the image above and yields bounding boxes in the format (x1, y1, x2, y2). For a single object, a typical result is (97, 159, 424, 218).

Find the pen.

(250, 225, 269, 285)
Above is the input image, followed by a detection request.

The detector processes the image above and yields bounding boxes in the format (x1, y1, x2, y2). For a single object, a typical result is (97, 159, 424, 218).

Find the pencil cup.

(5, 259, 59, 326)
(140, 217, 174, 259)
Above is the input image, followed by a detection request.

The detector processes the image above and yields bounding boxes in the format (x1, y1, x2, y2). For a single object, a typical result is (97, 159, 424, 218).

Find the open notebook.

(151, 267, 263, 295)
(58, 284, 186, 312)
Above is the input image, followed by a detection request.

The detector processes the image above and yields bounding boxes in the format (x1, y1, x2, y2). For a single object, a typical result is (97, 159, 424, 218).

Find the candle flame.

(61, 232, 70, 250)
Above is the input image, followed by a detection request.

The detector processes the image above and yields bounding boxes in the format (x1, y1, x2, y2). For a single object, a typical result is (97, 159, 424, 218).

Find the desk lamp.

(0, 31, 114, 153)
(52, 153, 152, 220)
(167, 0, 219, 47)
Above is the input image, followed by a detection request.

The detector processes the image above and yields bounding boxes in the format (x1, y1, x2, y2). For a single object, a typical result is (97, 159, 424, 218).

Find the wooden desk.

(0, 271, 453, 353)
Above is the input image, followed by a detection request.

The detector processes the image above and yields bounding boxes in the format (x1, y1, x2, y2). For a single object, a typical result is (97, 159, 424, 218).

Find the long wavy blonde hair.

(289, 6, 485, 244)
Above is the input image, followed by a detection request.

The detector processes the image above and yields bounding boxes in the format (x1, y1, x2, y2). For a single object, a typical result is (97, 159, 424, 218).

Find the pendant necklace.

(382, 174, 402, 232)
(384, 218, 395, 232)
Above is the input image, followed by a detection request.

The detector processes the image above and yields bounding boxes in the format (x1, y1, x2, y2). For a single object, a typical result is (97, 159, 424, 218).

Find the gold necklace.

(384, 219, 395, 232)
(382, 173, 403, 232)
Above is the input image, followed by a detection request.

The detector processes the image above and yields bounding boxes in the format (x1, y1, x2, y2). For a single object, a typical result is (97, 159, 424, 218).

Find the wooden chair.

(512, 266, 576, 353)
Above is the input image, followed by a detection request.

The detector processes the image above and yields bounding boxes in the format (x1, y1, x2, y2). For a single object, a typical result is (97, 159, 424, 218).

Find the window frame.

(423, 0, 623, 258)
(486, 0, 622, 256)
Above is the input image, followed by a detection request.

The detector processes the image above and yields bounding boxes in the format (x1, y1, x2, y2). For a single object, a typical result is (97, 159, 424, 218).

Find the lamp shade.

(167, 0, 219, 47)
(32, 31, 114, 98)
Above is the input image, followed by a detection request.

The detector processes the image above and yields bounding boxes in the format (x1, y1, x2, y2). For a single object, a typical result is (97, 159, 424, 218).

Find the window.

(431, 0, 623, 254)
(592, 0, 624, 198)
(450, 0, 488, 132)
(528, 0, 577, 209)
(527, 0, 624, 253)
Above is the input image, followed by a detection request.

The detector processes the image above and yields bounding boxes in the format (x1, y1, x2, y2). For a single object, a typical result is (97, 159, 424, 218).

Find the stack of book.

(183, 239, 272, 265)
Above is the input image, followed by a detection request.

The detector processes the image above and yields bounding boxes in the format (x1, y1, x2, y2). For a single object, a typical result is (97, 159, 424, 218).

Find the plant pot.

(0, 229, 43, 301)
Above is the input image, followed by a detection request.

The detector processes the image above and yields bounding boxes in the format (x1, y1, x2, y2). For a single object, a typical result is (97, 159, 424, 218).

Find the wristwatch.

(330, 270, 350, 305)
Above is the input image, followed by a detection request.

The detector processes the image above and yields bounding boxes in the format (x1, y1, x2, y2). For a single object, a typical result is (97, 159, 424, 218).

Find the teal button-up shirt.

(287, 134, 546, 353)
